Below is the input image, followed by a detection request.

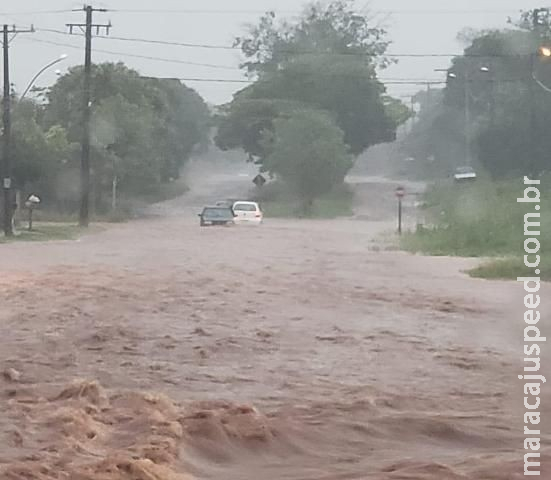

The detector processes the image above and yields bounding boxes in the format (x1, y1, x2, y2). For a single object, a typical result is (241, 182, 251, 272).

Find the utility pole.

(2, 26, 11, 237)
(67, 6, 111, 227)
(426, 82, 431, 108)
(2, 24, 34, 237)
(399, 94, 415, 135)
(409, 96, 415, 134)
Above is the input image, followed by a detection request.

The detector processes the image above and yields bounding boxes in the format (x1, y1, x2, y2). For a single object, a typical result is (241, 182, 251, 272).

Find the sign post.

(253, 174, 266, 188)
(25, 194, 40, 231)
(395, 186, 406, 235)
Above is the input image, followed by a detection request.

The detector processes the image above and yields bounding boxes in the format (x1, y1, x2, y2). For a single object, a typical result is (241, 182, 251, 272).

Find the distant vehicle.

(198, 206, 236, 227)
(454, 166, 477, 182)
(232, 201, 263, 225)
(215, 200, 235, 211)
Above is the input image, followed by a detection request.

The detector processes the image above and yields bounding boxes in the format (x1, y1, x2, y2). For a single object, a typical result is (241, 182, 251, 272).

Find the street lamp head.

(539, 46, 551, 57)
(55, 69, 62, 76)
(480, 66, 490, 73)
(20, 54, 70, 101)
(447, 72, 457, 79)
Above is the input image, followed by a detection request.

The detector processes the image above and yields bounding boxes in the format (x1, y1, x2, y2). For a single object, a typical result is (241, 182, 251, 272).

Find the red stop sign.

(395, 186, 406, 198)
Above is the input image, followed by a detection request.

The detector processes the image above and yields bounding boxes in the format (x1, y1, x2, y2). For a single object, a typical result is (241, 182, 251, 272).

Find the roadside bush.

(252, 181, 354, 219)
(402, 178, 550, 258)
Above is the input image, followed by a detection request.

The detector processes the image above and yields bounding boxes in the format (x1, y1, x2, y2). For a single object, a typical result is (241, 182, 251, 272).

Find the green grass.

(0, 223, 93, 244)
(32, 180, 190, 225)
(470, 257, 551, 281)
(258, 184, 354, 219)
(400, 178, 550, 280)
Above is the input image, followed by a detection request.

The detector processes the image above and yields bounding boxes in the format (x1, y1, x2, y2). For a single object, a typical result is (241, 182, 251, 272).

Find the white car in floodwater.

(232, 201, 263, 225)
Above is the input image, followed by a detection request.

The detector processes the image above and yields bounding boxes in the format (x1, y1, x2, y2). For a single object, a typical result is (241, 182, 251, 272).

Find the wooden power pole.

(2, 24, 34, 237)
(67, 6, 111, 227)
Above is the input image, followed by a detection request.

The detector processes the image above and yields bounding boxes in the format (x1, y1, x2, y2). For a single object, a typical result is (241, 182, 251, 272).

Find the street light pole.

(450, 69, 473, 167)
(464, 70, 472, 167)
(530, 52, 537, 175)
(20, 54, 67, 101)
(437, 66, 490, 167)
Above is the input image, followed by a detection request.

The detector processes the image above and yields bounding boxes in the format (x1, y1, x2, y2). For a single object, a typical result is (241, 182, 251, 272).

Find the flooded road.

(1, 170, 549, 479)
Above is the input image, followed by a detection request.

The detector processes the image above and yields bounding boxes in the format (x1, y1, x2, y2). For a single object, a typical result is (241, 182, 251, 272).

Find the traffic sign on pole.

(396, 186, 406, 235)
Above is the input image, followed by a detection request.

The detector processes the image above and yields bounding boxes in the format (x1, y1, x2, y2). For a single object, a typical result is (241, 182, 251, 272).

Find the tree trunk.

(300, 196, 314, 217)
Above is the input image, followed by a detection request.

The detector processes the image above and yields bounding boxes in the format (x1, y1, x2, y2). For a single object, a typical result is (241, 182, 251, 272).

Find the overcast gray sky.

(0, 0, 543, 104)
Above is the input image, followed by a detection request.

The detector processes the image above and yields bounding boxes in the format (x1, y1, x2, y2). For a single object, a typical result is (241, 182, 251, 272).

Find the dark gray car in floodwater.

(198, 206, 236, 227)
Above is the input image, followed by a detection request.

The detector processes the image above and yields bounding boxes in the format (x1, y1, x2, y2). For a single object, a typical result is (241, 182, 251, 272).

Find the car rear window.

(203, 208, 233, 219)
(234, 203, 257, 212)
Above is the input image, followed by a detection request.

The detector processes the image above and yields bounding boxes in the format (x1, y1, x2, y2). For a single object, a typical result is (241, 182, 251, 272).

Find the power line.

(18, 38, 455, 87)
(109, 9, 298, 15)
(0, 9, 72, 16)
(22, 37, 538, 87)
(25, 36, 240, 70)
(0, 8, 520, 16)
(102, 8, 521, 16)
(35, 28, 532, 58)
(175, 77, 448, 85)
(39, 27, 237, 50)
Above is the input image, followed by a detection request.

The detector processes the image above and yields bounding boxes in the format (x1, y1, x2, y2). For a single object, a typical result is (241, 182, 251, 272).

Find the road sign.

(253, 174, 266, 187)
(395, 186, 406, 235)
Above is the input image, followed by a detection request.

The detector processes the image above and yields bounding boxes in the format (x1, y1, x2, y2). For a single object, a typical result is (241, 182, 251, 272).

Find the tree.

(400, 89, 466, 178)
(383, 95, 413, 128)
(402, 16, 551, 178)
(144, 78, 211, 182)
(216, 98, 314, 161)
(45, 63, 152, 142)
(236, 0, 391, 75)
(92, 94, 157, 204)
(4, 99, 73, 203)
(262, 109, 353, 212)
(449, 27, 551, 177)
(217, 1, 403, 162)
(45, 63, 210, 209)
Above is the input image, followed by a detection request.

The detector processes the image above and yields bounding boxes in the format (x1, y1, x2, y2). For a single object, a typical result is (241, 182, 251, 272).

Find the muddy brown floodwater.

(0, 169, 549, 479)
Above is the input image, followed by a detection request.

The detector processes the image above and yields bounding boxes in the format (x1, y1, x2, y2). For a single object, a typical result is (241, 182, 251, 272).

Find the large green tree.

(402, 13, 551, 178)
(236, 1, 391, 75)
(217, 1, 404, 162)
(45, 63, 210, 208)
(262, 109, 353, 211)
(1, 99, 74, 204)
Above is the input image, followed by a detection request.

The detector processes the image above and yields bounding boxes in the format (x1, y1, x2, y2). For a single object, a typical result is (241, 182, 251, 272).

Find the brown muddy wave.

(1, 379, 548, 480)
(1, 380, 276, 480)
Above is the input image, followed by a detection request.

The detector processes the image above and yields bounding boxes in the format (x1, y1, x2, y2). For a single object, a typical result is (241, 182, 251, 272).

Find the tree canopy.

(4, 62, 211, 212)
(402, 12, 551, 178)
(262, 109, 353, 210)
(216, 0, 407, 165)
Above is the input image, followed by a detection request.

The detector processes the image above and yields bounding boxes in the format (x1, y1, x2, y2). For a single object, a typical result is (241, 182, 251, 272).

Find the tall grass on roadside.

(401, 178, 549, 279)
(0, 223, 88, 243)
(470, 256, 550, 281)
